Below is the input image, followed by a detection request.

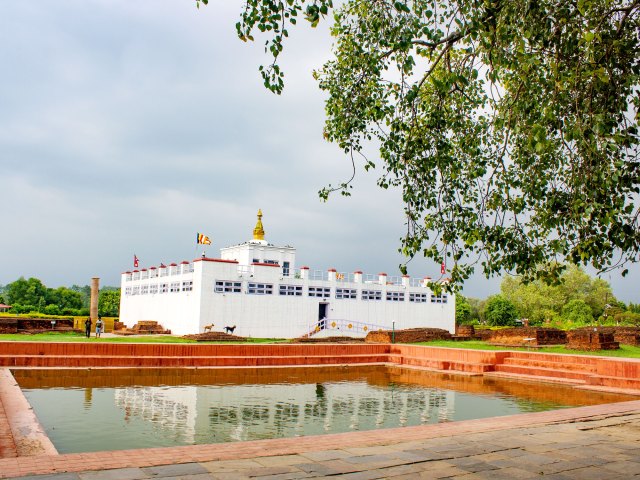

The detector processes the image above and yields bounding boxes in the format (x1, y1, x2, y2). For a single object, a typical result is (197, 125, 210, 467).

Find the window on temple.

(215, 281, 242, 293)
(431, 294, 448, 304)
(362, 290, 382, 301)
(279, 285, 302, 296)
(409, 293, 428, 303)
(248, 282, 273, 295)
(308, 286, 331, 298)
(386, 291, 405, 302)
(335, 288, 357, 299)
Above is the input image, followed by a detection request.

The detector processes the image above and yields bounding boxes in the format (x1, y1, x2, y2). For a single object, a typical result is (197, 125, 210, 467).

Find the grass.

(0, 331, 286, 344)
(417, 339, 640, 358)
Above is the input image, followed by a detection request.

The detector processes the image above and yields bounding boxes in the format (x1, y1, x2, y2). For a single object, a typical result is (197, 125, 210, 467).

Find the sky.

(0, 1, 638, 302)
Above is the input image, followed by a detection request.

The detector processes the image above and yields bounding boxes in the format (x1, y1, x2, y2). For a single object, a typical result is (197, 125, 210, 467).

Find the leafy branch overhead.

(198, 0, 640, 288)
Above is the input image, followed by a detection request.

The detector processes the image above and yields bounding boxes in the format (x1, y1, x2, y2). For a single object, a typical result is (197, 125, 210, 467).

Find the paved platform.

(2, 400, 639, 479)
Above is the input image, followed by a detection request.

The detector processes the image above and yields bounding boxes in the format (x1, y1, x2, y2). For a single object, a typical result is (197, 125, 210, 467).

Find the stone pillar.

(353, 271, 363, 283)
(90, 277, 100, 323)
(402, 275, 410, 287)
(328, 268, 337, 282)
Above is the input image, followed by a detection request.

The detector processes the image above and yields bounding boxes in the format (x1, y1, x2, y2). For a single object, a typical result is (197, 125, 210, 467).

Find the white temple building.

(119, 211, 455, 338)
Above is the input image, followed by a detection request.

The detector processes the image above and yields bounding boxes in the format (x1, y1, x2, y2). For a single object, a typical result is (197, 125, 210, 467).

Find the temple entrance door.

(318, 303, 328, 330)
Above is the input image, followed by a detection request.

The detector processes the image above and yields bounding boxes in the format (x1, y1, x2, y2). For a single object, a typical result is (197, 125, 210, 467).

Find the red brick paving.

(0, 400, 638, 478)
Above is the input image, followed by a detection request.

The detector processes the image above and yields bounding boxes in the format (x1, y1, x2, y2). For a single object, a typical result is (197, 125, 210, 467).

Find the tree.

(501, 265, 616, 324)
(99, 289, 120, 317)
(501, 275, 562, 325)
(484, 295, 518, 327)
(45, 287, 84, 312)
(71, 285, 92, 309)
(561, 299, 594, 325)
(455, 294, 472, 324)
(202, 0, 640, 287)
(6, 277, 47, 307)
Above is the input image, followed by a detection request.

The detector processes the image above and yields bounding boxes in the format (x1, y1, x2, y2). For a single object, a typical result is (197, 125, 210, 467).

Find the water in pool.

(13, 366, 633, 453)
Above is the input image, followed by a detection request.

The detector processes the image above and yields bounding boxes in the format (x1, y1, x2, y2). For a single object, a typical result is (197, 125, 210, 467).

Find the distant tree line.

(0, 277, 120, 317)
(456, 265, 640, 328)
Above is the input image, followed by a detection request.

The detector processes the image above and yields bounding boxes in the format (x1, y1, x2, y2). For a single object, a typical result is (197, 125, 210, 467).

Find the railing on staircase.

(305, 318, 388, 338)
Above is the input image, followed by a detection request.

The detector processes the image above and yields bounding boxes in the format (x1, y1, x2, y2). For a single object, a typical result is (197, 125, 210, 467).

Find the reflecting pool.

(13, 366, 634, 453)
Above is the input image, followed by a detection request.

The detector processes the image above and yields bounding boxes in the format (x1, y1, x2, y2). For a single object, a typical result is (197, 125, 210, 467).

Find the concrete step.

(503, 357, 597, 373)
(493, 364, 592, 381)
(0, 354, 393, 368)
(398, 356, 494, 374)
(585, 375, 640, 391)
(485, 371, 587, 385)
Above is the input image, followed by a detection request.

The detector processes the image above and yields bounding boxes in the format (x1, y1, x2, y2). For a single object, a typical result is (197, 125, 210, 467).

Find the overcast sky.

(1, 1, 637, 302)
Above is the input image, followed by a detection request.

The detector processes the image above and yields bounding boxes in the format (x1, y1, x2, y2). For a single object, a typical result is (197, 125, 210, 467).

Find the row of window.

(125, 281, 193, 296)
(126, 264, 194, 281)
(125, 280, 448, 303)
(214, 281, 447, 303)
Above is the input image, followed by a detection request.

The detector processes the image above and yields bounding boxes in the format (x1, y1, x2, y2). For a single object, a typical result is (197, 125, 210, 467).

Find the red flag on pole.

(134, 255, 139, 268)
(440, 261, 446, 274)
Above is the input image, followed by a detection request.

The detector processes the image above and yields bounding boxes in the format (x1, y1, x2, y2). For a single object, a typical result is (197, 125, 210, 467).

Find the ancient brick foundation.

(182, 331, 247, 342)
(592, 327, 640, 347)
(115, 320, 171, 335)
(455, 325, 475, 336)
(489, 327, 567, 346)
(567, 328, 620, 351)
(365, 328, 452, 344)
(0, 317, 74, 334)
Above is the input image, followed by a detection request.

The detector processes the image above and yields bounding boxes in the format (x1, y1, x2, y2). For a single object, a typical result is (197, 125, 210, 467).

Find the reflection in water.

(83, 387, 92, 409)
(13, 365, 636, 454)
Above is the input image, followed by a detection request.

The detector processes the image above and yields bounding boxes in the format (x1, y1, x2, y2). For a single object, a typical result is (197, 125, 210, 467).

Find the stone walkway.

(3, 400, 640, 479)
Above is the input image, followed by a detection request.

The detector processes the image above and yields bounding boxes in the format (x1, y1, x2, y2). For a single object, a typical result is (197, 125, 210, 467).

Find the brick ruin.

(593, 327, 640, 346)
(182, 331, 248, 342)
(365, 327, 452, 344)
(489, 327, 567, 347)
(566, 328, 620, 351)
(0, 317, 75, 334)
(113, 320, 171, 335)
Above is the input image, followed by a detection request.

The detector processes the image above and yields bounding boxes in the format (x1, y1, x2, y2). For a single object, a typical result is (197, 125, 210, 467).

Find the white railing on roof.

(364, 273, 378, 283)
(410, 278, 425, 287)
(336, 272, 355, 283)
(387, 275, 402, 285)
(289, 268, 303, 279)
(310, 269, 329, 281)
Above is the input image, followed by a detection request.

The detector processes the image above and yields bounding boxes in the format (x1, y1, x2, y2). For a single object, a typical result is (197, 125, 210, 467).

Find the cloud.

(0, 1, 635, 305)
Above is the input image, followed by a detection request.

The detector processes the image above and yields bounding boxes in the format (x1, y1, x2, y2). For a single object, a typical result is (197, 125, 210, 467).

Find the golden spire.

(253, 209, 265, 240)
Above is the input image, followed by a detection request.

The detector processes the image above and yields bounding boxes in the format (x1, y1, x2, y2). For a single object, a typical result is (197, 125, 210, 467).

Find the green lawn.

(0, 332, 286, 344)
(417, 340, 640, 358)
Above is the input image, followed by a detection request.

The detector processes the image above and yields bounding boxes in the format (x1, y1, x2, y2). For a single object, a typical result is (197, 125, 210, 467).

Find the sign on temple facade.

(119, 211, 455, 338)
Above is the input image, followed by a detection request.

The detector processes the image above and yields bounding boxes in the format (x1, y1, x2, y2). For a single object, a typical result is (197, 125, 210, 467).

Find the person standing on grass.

(95, 316, 104, 338)
(84, 318, 91, 338)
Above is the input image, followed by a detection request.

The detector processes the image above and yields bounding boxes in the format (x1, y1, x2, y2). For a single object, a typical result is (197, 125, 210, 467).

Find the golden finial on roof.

(253, 209, 265, 240)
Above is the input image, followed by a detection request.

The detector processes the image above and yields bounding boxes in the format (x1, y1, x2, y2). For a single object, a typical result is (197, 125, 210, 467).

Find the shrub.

(43, 304, 61, 315)
(614, 312, 640, 326)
